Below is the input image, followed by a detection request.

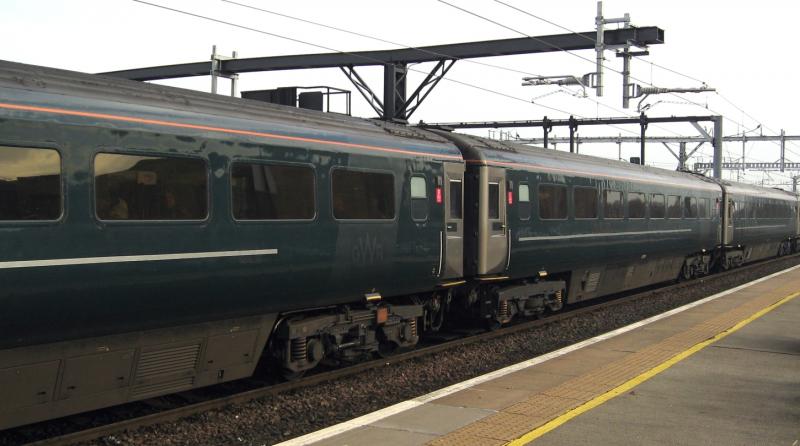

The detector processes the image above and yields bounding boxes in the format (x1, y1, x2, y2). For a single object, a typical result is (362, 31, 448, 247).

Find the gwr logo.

(352, 233, 384, 265)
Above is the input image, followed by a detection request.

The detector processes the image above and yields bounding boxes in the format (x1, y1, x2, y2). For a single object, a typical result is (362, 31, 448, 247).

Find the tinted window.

(684, 197, 698, 218)
(650, 194, 665, 218)
(410, 176, 428, 221)
(332, 169, 394, 219)
(699, 198, 710, 219)
(0, 146, 61, 221)
(539, 184, 567, 219)
(95, 153, 207, 220)
(628, 192, 646, 219)
(449, 180, 462, 219)
(667, 195, 682, 218)
(488, 182, 500, 219)
(231, 163, 314, 220)
(574, 187, 598, 219)
(518, 183, 531, 220)
(603, 190, 623, 219)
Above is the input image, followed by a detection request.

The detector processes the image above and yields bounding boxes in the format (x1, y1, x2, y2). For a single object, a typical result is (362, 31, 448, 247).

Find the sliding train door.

(479, 166, 508, 275)
(442, 163, 465, 279)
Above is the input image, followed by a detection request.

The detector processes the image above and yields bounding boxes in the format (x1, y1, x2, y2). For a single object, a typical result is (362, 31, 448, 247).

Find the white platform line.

(275, 262, 800, 446)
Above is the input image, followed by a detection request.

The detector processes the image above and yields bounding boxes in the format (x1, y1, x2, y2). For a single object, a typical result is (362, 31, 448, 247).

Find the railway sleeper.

(484, 280, 567, 325)
(272, 303, 423, 375)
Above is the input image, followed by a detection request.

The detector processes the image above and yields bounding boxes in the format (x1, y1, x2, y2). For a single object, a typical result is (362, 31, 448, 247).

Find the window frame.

(518, 182, 532, 221)
(409, 174, 429, 222)
(683, 196, 698, 219)
(698, 197, 711, 220)
(573, 186, 599, 220)
(448, 178, 463, 220)
(666, 194, 683, 219)
(330, 166, 397, 222)
(602, 189, 624, 220)
(650, 193, 666, 219)
(93, 149, 211, 224)
(0, 142, 65, 224)
(229, 159, 317, 223)
(538, 183, 568, 221)
(488, 181, 501, 220)
(627, 191, 646, 219)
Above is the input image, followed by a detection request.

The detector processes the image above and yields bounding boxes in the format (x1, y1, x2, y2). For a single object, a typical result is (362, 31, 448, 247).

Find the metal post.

(780, 129, 786, 172)
(793, 176, 798, 193)
(569, 115, 577, 153)
(595, 1, 604, 97)
(230, 51, 238, 97)
(621, 48, 630, 108)
(543, 116, 550, 148)
(713, 116, 723, 179)
(383, 64, 396, 121)
(678, 142, 687, 170)
(617, 135, 622, 160)
(639, 113, 648, 165)
(210, 45, 218, 94)
(741, 134, 746, 173)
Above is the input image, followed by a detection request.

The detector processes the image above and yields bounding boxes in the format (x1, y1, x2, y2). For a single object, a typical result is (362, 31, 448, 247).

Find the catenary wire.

(218, 0, 658, 135)
(492, 0, 800, 159)
(130, 0, 584, 118)
(445, 0, 798, 178)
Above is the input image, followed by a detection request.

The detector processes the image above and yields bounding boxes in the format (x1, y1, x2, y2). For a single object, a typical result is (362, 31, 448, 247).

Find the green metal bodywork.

(0, 85, 459, 349)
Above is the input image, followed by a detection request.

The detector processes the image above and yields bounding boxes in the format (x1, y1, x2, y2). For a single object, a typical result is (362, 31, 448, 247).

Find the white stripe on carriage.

(0, 249, 278, 269)
(736, 225, 788, 230)
(519, 228, 692, 242)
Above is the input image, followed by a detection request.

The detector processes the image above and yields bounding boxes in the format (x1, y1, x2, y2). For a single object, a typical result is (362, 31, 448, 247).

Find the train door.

(442, 163, 464, 279)
(795, 201, 800, 235)
(479, 166, 508, 275)
(722, 193, 735, 245)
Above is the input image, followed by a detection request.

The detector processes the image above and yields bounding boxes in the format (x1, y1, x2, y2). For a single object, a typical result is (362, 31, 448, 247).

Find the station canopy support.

(100, 27, 663, 123)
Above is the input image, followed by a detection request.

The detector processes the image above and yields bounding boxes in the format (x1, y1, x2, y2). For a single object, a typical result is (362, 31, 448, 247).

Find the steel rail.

(21, 252, 800, 446)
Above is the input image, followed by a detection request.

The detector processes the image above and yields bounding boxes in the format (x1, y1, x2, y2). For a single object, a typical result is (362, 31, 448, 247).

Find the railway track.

(15, 253, 800, 446)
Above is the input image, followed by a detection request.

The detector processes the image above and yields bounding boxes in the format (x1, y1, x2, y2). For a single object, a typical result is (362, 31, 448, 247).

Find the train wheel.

(679, 263, 693, 281)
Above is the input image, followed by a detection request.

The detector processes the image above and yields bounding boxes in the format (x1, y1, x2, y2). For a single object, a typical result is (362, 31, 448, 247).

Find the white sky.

(2, 0, 798, 188)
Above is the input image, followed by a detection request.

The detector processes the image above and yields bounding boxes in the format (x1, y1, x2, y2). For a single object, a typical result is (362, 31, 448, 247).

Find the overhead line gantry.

(100, 27, 663, 123)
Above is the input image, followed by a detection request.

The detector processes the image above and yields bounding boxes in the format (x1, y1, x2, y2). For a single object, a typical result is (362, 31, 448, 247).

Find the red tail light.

(435, 186, 443, 204)
(507, 190, 513, 205)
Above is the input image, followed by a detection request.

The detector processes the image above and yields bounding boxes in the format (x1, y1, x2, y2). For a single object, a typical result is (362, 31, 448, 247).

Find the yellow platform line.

(508, 290, 800, 446)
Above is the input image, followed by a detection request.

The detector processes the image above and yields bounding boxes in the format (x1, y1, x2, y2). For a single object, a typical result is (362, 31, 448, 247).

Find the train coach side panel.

(0, 102, 454, 350)
(505, 167, 720, 302)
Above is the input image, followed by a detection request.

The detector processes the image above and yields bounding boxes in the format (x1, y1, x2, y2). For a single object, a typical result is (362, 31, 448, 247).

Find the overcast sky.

(2, 0, 798, 187)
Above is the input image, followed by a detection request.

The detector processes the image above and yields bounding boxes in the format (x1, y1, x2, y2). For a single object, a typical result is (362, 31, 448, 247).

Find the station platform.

(279, 265, 800, 446)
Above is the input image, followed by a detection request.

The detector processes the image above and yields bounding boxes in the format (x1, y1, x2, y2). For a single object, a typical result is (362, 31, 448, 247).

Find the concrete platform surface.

(279, 265, 800, 446)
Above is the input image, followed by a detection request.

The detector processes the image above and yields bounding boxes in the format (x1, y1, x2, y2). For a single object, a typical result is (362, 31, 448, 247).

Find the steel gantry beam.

(421, 114, 727, 178)
(99, 27, 663, 122)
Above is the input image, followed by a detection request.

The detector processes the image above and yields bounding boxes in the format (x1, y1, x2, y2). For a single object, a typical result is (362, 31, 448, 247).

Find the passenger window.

(699, 198, 710, 219)
(332, 169, 394, 220)
(667, 195, 682, 219)
(410, 176, 428, 221)
(539, 184, 567, 220)
(231, 163, 314, 220)
(95, 153, 207, 220)
(518, 183, 531, 220)
(488, 182, 500, 219)
(684, 197, 698, 218)
(0, 145, 62, 221)
(574, 187, 598, 219)
(628, 192, 646, 219)
(603, 190, 623, 219)
(449, 180, 462, 219)
(650, 194, 665, 218)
